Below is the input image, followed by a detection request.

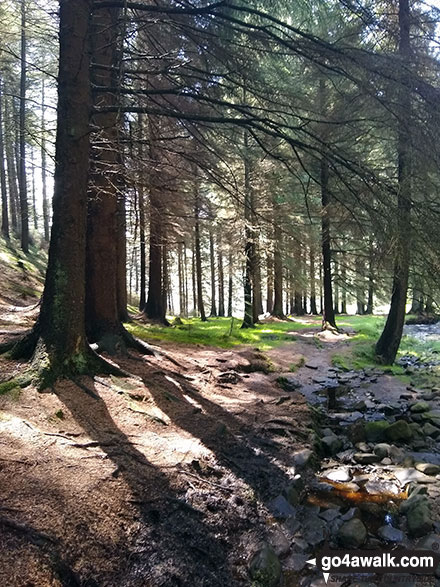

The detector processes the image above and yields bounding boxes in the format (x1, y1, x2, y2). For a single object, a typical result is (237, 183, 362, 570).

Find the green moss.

(0, 379, 21, 395)
(55, 409, 65, 420)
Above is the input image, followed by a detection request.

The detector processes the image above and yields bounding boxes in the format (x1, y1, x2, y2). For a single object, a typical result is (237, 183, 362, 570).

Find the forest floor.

(1, 247, 440, 586)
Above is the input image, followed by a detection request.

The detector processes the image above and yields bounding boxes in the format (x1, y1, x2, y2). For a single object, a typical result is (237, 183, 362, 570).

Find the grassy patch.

(332, 314, 440, 385)
(126, 316, 318, 350)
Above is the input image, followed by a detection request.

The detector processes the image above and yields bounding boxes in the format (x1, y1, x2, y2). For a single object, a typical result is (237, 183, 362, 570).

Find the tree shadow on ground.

(56, 380, 238, 587)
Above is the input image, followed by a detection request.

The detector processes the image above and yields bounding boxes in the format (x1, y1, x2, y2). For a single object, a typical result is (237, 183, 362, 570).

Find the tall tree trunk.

(19, 0, 29, 253)
(310, 243, 318, 314)
(241, 129, 256, 328)
(31, 149, 37, 230)
(183, 242, 189, 316)
(0, 79, 9, 239)
(5, 94, 18, 233)
(137, 116, 146, 311)
(209, 227, 217, 317)
(365, 239, 374, 314)
(116, 190, 129, 322)
(7, 0, 122, 383)
(253, 242, 263, 319)
(217, 230, 225, 317)
(41, 80, 50, 242)
(375, 0, 412, 364)
(266, 249, 274, 314)
(86, 4, 126, 346)
(334, 256, 340, 314)
(341, 255, 347, 314)
(144, 117, 167, 324)
(320, 79, 337, 330)
(178, 242, 186, 316)
(271, 195, 285, 319)
(194, 181, 207, 321)
(227, 249, 233, 317)
(321, 154, 336, 329)
(192, 236, 197, 316)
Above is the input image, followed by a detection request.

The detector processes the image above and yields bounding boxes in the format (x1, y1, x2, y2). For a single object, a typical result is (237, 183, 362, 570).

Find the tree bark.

(41, 80, 50, 242)
(227, 249, 233, 317)
(194, 180, 207, 321)
(241, 129, 256, 328)
(217, 230, 225, 316)
(271, 194, 285, 319)
(19, 0, 29, 253)
(310, 242, 318, 314)
(4, 94, 18, 234)
(7, 0, 120, 384)
(0, 79, 9, 239)
(375, 0, 412, 364)
(266, 249, 274, 314)
(209, 227, 217, 316)
(144, 117, 168, 324)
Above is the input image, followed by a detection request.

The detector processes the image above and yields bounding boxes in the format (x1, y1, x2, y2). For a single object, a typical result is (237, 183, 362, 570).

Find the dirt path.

(0, 308, 317, 586)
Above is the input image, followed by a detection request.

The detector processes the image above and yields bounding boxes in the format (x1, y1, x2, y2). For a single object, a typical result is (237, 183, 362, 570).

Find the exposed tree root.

(321, 320, 340, 334)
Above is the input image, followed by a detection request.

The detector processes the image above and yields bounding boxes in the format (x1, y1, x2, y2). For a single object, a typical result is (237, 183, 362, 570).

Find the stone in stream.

(338, 518, 367, 548)
(268, 495, 297, 520)
(421, 410, 440, 424)
(305, 362, 319, 370)
(267, 525, 291, 557)
(321, 435, 343, 455)
(354, 452, 380, 465)
(384, 420, 413, 442)
(364, 420, 390, 442)
(415, 462, 440, 475)
(410, 401, 431, 413)
(377, 525, 405, 543)
(407, 501, 432, 537)
(356, 442, 371, 453)
(374, 443, 391, 459)
(302, 514, 327, 547)
(323, 468, 352, 482)
(292, 448, 314, 468)
(422, 422, 440, 437)
(249, 544, 281, 587)
(318, 508, 340, 522)
(394, 468, 438, 485)
(283, 553, 309, 572)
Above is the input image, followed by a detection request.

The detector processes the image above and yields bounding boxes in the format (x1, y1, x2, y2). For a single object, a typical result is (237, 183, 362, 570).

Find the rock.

(283, 553, 309, 572)
(319, 508, 340, 522)
(410, 401, 431, 413)
(268, 496, 297, 520)
(305, 362, 319, 370)
(415, 462, 440, 475)
(338, 518, 367, 548)
(324, 468, 352, 482)
(406, 501, 432, 537)
(249, 544, 282, 587)
(365, 420, 390, 442)
(285, 485, 301, 506)
(415, 532, 440, 551)
(356, 442, 371, 453)
(423, 422, 440, 438)
(340, 507, 361, 521)
(302, 514, 328, 547)
(381, 457, 392, 465)
(393, 468, 437, 485)
(292, 448, 314, 468)
(374, 443, 391, 459)
(352, 400, 367, 411)
(267, 525, 291, 557)
(364, 479, 400, 496)
(377, 525, 404, 543)
(277, 375, 302, 391)
(421, 410, 440, 424)
(389, 445, 406, 464)
(321, 435, 343, 455)
(354, 453, 380, 465)
(384, 420, 413, 442)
